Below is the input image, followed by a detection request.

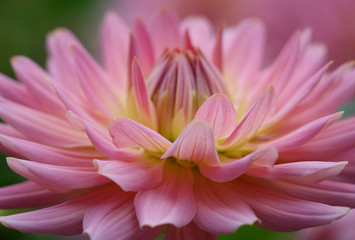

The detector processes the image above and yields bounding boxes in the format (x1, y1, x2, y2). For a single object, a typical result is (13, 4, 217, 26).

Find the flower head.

(1, 11, 355, 239)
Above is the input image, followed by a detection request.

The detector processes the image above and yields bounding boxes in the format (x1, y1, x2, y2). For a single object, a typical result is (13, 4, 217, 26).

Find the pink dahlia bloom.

(116, 0, 355, 64)
(1, 11, 355, 239)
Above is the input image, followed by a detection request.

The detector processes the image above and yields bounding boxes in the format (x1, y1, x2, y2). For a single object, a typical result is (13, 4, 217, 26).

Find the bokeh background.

(1, 0, 355, 239)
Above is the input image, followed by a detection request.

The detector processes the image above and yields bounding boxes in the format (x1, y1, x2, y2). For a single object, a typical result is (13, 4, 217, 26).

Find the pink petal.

(199, 148, 275, 182)
(127, 59, 157, 130)
(161, 121, 219, 167)
(83, 119, 140, 160)
(239, 181, 349, 231)
(246, 161, 347, 183)
(7, 158, 109, 189)
(194, 94, 237, 141)
(100, 12, 130, 93)
(94, 157, 164, 191)
(0, 181, 78, 209)
(11, 56, 66, 116)
(221, 87, 275, 149)
(194, 176, 258, 234)
(165, 222, 217, 240)
(0, 101, 90, 148)
(0, 184, 117, 235)
(212, 25, 224, 71)
(72, 45, 121, 118)
(149, 10, 181, 57)
(109, 117, 171, 153)
(0, 73, 37, 108)
(1, 135, 97, 167)
(224, 19, 265, 93)
(263, 112, 342, 151)
(131, 18, 155, 75)
(84, 192, 143, 240)
(268, 180, 355, 208)
(134, 161, 196, 228)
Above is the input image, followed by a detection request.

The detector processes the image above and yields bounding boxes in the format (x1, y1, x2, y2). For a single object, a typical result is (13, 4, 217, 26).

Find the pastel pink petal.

(239, 181, 349, 231)
(263, 112, 342, 151)
(149, 10, 181, 57)
(194, 94, 237, 141)
(94, 157, 164, 191)
(127, 59, 157, 130)
(212, 25, 223, 71)
(72, 45, 121, 118)
(83, 119, 140, 161)
(221, 88, 275, 149)
(100, 12, 129, 93)
(268, 180, 355, 208)
(194, 176, 258, 234)
(7, 158, 109, 189)
(199, 148, 274, 182)
(11, 56, 66, 116)
(1, 135, 96, 167)
(161, 121, 219, 167)
(134, 161, 196, 228)
(109, 117, 170, 153)
(132, 18, 155, 75)
(0, 73, 37, 108)
(224, 19, 265, 92)
(247, 161, 347, 183)
(46, 28, 84, 94)
(0, 101, 90, 148)
(0, 184, 117, 235)
(84, 192, 140, 240)
(165, 222, 217, 240)
(0, 181, 77, 209)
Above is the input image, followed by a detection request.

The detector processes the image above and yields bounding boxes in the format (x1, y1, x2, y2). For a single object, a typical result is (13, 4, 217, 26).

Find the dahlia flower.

(1, 11, 355, 239)
(116, 0, 355, 64)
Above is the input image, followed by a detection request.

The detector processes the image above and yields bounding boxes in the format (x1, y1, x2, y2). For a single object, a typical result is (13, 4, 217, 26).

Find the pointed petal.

(0, 101, 90, 147)
(83, 192, 140, 240)
(72, 45, 121, 118)
(194, 94, 237, 141)
(194, 176, 258, 234)
(149, 10, 181, 57)
(238, 181, 349, 231)
(132, 18, 154, 75)
(199, 148, 275, 182)
(100, 12, 129, 93)
(0, 181, 77, 209)
(109, 117, 170, 153)
(94, 156, 164, 191)
(0, 185, 117, 235)
(268, 180, 355, 208)
(247, 161, 347, 183)
(135, 161, 196, 228)
(127, 59, 157, 129)
(221, 88, 275, 149)
(165, 222, 217, 240)
(11, 56, 66, 116)
(7, 158, 109, 189)
(263, 112, 342, 151)
(212, 25, 224, 71)
(161, 121, 219, 167)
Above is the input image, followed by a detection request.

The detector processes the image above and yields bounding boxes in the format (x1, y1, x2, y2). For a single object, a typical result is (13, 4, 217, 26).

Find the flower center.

(146, 48, 227, 140)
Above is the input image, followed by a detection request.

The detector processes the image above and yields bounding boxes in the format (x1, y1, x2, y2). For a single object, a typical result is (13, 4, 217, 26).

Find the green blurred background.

(0, 1, 296, 239)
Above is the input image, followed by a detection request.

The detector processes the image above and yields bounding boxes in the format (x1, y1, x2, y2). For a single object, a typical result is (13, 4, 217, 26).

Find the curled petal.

(199, 148, 275, 182)
(134, 161, 196, 228)
(7, 158, 109, 189)
(161, 121, 219, 167)
(247, 161, 347, 183)
(194, 176, 258, 234)
(221, 87, 275, 149)
(194, 94, 237, 141)
(109, 117, 171, 153)
(94, 156, 164, 192)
